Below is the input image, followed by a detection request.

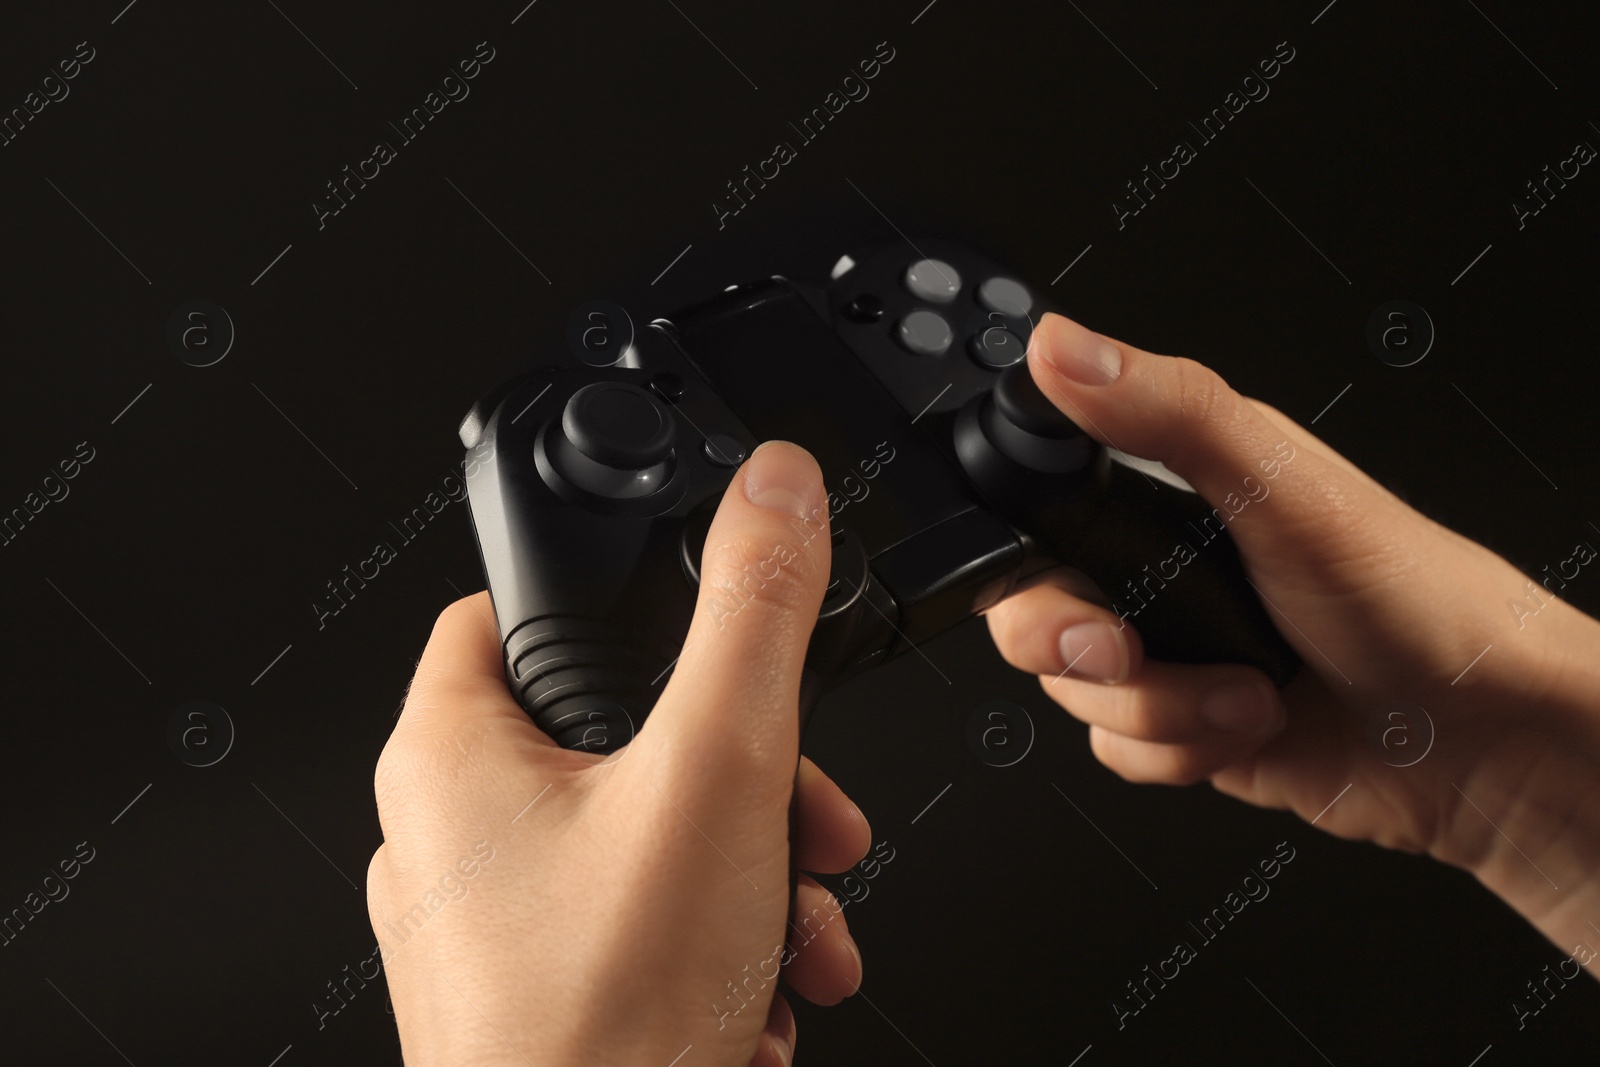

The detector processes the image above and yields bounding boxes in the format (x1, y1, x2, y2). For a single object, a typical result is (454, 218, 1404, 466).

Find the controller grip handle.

(963, 363, 1300, 686)
(502, 613, 673, 752)
(1071, 461, 1301, 686)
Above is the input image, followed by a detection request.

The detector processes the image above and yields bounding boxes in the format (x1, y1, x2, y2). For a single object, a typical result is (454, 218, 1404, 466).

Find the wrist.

(1446, 602, 1600, 972)
(392, 959, 724, 1067)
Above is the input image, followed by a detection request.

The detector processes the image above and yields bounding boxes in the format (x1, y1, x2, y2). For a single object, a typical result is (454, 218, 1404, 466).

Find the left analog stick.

(549, 383, 676, 499)
(563, 382, 674, 468)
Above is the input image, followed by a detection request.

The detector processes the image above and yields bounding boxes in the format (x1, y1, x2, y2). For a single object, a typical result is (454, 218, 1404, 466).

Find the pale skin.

(368, 441, 865, 1067)
(369, 313, 1600, 1066)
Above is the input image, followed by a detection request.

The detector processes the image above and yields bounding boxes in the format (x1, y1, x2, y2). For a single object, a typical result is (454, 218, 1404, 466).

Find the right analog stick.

(992, 363, 1082, 440)
(981, 364, 1095, 474)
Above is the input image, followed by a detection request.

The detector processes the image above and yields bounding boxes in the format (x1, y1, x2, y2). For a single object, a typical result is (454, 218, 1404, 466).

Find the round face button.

(561, 382, 674, 469)
(977, 277, 1033, 316)
(904, 259, 962, 303)
(897, 310, 953, 355)
(968, 325, 1026, 369)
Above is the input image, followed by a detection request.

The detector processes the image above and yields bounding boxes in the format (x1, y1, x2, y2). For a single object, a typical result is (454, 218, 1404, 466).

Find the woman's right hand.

(983, 312, 1600, 972)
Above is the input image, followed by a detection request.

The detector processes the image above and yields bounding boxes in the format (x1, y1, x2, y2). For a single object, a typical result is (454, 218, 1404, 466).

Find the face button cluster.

(887, 257, 1033, 370)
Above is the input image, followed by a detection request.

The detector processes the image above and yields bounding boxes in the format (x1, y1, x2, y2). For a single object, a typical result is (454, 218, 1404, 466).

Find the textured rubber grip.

(504, 614, 676, 753)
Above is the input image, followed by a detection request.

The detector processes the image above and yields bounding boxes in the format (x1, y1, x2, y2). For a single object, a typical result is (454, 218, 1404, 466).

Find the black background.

(3, 0, 1599, 1063)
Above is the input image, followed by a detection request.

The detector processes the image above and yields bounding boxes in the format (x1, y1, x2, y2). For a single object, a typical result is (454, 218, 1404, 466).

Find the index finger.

(397, 591, 550, 739)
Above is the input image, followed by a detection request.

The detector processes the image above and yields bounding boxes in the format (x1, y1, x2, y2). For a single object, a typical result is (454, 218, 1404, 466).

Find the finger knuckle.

(365, 847, 389, 910)
(699, 528, 827, 622)
(1104, 687, 1164, 741)
(373, 722, 481, 812)
(372, 738, 417, 814)
(1164, 751, 1217, 787)
(985, 610, 1030, 671)
(1087, 725, 1141, 780)
(1089, 724, 1213, 786)
(1171, 357, 1238, 432)
(430, 595, 483, 644)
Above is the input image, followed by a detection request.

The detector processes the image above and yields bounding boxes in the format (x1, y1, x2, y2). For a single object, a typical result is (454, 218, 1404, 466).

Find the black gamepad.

(459, 238, 1300, 752)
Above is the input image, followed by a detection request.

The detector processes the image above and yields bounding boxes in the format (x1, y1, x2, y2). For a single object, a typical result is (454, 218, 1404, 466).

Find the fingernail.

(1057, 621, 1129, 683)
(1198, 678, 1283, 735)
(771, 1033, 793, 1067)
(742, 441, 823, 520)
(1034, 318, 1122, 385)
(843, 934, 863, 993)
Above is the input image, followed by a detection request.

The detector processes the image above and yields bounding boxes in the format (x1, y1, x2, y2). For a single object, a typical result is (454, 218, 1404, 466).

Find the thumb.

(1024, 311, 1383, 568)
(638, 441, 831, 789)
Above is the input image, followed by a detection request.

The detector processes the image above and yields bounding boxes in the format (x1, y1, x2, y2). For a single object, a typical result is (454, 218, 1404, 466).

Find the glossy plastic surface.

(462, 240, 1300, 751)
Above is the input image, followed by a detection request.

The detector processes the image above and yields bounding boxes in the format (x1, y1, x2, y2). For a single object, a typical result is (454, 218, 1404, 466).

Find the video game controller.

(459, 238, 1300, 752)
